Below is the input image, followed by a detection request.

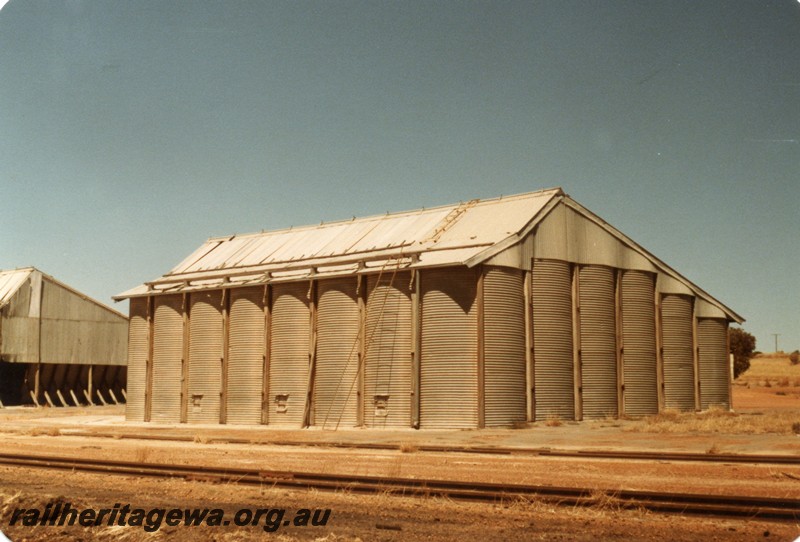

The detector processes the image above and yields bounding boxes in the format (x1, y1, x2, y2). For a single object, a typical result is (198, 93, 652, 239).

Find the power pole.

(771, 333, 780, 353)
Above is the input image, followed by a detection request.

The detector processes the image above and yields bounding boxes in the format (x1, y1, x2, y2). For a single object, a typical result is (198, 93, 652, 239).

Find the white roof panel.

(0, 268, 33, 308)
(118, 188, 565, 297)
(433, 191, 555, 249)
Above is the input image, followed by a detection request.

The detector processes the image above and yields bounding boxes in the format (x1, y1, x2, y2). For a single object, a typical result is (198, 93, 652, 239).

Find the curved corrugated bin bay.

(483, 267, 526, 427)
(226, 287, 265, 425)
(313, 278, 360, 429)
(532, 260, 574, 421)
(126, 297, 148, 421)
(420, 267, 478, 429)
(661, 294, 696, 411)
(150, 295, 183, 423)
(578, 266, 618, 419)
(268, 282, 311, 427)
(187, 290, 223, 424)
(363, 272, 412, 428)
(620, 270, 658, 416)
(697, 318, 729, 410)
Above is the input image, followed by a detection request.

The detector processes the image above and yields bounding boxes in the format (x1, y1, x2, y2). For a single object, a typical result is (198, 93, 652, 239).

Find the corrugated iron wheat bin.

(116, 187, 742, 428)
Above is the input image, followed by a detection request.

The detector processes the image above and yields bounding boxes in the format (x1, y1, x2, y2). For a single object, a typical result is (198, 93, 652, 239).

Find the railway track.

(63, 429, 800, 465)
(0, 452, 797, 521)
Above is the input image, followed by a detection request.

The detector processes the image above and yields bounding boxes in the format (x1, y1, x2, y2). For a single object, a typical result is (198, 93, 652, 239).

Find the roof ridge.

(204, 187, 563, 242)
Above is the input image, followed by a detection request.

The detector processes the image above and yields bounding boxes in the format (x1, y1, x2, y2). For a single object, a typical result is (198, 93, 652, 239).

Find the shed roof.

(1, 267, 127, 319)
(113, 188, 741, 323)
(115, 187, 562, 298)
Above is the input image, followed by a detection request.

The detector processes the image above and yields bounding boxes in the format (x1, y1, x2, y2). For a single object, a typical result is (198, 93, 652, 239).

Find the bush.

(790, 350, 800, 365)
(730, 327, 756, 378)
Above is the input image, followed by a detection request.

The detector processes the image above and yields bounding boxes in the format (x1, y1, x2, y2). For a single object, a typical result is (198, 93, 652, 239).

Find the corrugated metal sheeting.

(116, 188, 741, 429)
(268, 282, 311, 427)
(1, 268, 128, 366)
(697, 318, 729, 410)
(363, 272, 412, 428)
(126, 297, 148, 421)
(313, 278, 360, 428)
(661, 294, 696, 411)
(531, 260, 574, 420)
(187, 290, 223, 424)
(578, 266, 618, 419)
(620, 271, 658, 416)
(150, 295, 183, 423)
(420, 268, 478, 429)
(482, 267, 526, 427)
(226, 287, 265, 425)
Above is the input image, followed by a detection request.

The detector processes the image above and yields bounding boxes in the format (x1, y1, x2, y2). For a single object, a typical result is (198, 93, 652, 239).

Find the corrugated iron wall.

(697, 318, 729, 410)
(363, 272, 412, 428)
(482, 267, 527, 427)
(313, 278, 360, 429)
(578, 266, 618, 419)
(0, 277, 39, 363)
(420, 268, 478, 429)
(531, 260, 574, 420)
(661, 294, 696, 411)
(226, 287, 265, 425)
(150, 295, 183, 423)
(187, 290, 223, 424)
(126, 297, 148, 421)
(40, 279, 128, 366)
(268, 282, 311, 427)
(620, 271, 658, 416)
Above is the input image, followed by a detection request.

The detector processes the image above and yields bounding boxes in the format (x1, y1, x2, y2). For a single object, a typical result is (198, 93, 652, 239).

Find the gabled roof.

(114, 187, 563, 298)
(1, 267, 127, 319)
(113, 188, 741, 323)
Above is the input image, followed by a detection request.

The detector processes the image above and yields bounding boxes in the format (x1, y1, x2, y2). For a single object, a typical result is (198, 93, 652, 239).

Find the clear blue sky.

(1, 1, 798, 353)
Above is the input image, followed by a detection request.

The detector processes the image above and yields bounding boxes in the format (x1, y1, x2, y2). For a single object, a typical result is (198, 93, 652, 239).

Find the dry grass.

(544, 416, 562, 427)
(623, 407, 800, 435)
(24, 426, 61, 437)
(399, 442, 419, 453)
(739, 356, 800, 384)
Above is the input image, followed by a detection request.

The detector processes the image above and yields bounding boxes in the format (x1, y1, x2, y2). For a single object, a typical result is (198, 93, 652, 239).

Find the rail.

(0, 452, 796, 521)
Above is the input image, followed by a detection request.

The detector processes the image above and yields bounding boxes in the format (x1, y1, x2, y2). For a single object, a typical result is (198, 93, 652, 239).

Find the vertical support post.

(523, 265, 534, 422)
(476, 267, 485, 429)
(615, 269, 625, 418)
(145, 295, 154, 422)
(262, 284, 271, 425)
(33, 364, 41, 408)
(726, 322, 733, 411)
(654, 284, 665, 412)
(35, 274, 43, 407)
(220, 288, 229, 424)
(357, 274, 366, 427)
(572, 264, 583, 421)
(303, 280, 317, 428)
(180, 293, 189, 424)
(692, 297, 701, 411)
(410, 269, 421, 429)
(87, 365, 93, 405)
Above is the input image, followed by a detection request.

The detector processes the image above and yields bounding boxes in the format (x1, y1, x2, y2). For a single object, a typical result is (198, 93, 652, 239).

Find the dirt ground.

(0, 357, 798, 541)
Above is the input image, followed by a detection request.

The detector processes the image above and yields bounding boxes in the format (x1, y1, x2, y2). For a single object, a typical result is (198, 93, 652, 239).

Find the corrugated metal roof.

(0, 268, 34, 308)
(1, 267, 128, 319)
(113, 187, 742, 323)
(119, 188, 562, 298)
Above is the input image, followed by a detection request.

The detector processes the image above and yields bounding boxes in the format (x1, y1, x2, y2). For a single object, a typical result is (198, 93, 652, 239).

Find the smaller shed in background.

(0, 267, 128, 407)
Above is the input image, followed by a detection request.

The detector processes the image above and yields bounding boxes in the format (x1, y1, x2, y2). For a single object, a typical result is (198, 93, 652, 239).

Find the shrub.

(790, 350, 800, 365)
(730, 327, 756, 378)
